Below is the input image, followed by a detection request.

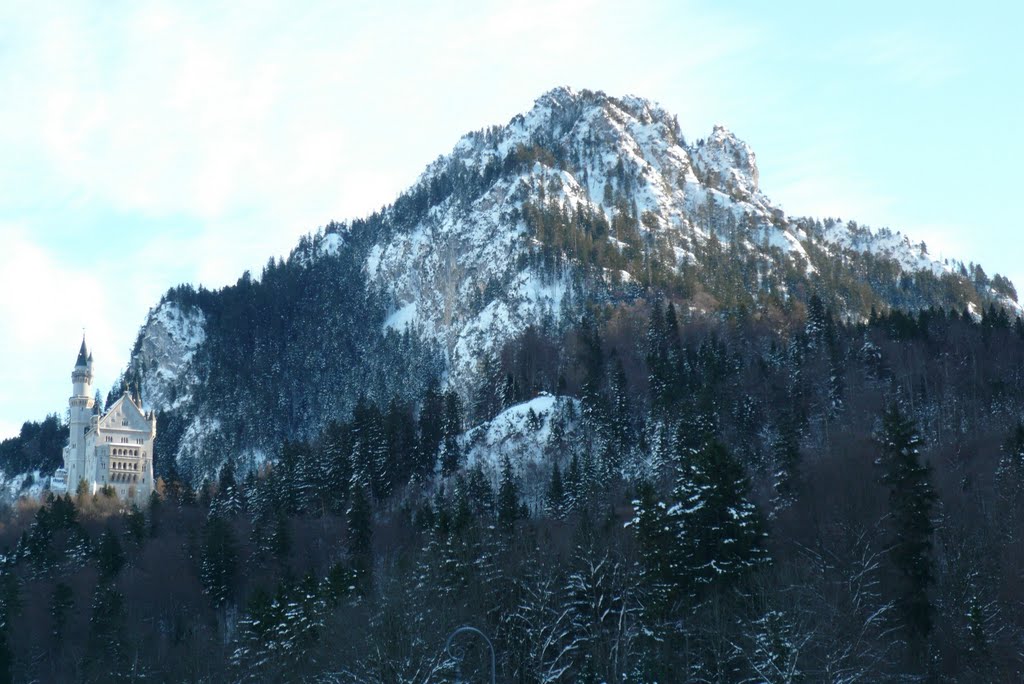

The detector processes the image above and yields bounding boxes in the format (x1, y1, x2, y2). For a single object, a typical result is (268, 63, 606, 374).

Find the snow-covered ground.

(0, 469, 48, 502)
(457, 394, 582, 506)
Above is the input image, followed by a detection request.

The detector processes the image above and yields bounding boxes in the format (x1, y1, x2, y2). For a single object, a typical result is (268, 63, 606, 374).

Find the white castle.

(51, 339, 156, 504)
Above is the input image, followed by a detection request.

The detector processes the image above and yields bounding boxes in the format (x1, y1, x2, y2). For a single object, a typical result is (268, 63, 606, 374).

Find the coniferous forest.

(1, 298, 1024, 682)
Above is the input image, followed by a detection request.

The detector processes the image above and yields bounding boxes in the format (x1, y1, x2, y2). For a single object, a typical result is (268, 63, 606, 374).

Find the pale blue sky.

(1, 0, 1021, 439)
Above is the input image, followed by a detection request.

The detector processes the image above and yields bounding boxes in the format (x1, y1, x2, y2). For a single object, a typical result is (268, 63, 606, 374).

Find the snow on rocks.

(135, 301, 206, 413)
(459, 394, 582, 503)
(365, 87, 793, 395)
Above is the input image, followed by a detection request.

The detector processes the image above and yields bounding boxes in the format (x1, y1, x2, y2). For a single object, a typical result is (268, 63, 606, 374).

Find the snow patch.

(458, 395, 582, 506)
(384, 301, 418, 331)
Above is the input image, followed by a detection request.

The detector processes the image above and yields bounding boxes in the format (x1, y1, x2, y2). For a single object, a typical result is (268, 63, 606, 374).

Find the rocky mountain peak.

(692, 123, 760, 199)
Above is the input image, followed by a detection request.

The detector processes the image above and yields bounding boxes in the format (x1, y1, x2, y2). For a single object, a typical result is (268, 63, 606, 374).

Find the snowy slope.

(134, 301, 206, 413)
(815, 219, 1023, 316)
(458, 394, 582, 505)
(366, 87, 801, 389)
(367, 86, 1021, 378)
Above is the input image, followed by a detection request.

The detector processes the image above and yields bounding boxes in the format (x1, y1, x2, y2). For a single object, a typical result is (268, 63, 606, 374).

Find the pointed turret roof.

(75, 337, 89, 367)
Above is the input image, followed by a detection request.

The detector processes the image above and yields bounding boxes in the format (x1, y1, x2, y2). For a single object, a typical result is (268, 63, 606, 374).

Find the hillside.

(122, 87, 1019, 481)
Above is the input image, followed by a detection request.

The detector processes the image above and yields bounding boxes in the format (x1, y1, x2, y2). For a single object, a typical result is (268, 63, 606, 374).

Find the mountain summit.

(124, 87, 1019, 479)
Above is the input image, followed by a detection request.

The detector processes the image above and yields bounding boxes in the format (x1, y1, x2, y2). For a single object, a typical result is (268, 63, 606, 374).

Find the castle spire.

(75, 336, 89, 368)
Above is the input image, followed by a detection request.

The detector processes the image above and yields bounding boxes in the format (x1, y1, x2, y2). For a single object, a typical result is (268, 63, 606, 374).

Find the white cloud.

(0, 227, 125, 438)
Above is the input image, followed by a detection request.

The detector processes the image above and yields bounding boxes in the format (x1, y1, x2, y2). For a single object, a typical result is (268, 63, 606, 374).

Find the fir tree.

(96, 527, 125, 580)
(125, 505, 147, 546)
(417, 381, 445, 474)
(546, 463, 567, 519)
(347, 481, 373, 589)
(670, 439, 769, 590)
(876, 403, 937, 653)
(200, 514, 238, 608)
(628, 480, 679, 618)
(994, 422, 1024, 532)
(215, 456, 243, 517)
(497, 455, 523, 532)
(320, 419, 352, 513)
(440, 389, 464, 477)
(50, 581, 74, 641)
(87, 580, 125, 666)
(465, 465, 494, 518)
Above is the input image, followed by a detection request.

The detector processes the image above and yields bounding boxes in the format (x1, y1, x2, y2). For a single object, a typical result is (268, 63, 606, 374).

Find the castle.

(51, 339, 156, 504)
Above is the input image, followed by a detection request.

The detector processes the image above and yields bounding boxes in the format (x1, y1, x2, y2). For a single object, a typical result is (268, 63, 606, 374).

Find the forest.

(1, 296, 1023, 682)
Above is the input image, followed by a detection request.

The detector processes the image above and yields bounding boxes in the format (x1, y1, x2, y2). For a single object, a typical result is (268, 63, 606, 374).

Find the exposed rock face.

(692, 124, 760, 199)
(133, 301, 206, 413)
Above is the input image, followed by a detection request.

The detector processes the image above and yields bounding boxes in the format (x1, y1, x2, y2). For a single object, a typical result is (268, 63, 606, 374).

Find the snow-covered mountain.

(364, 86, 1018, 385)
(122, 86, 1020, 479)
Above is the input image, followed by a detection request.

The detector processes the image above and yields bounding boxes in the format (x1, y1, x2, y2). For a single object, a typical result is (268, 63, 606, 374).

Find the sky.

(1, 0, 1021, 440)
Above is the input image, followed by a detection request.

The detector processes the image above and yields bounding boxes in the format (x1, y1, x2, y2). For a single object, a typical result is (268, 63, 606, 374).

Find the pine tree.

(272, 510, 292, 564)
(602, 353, 631, 480)
(876, 403, 937, 652)
(994, 422, 1024, 535)
(646, 300, 671, 413)
(347, 481, 373, 590)
(200, 514, 238, 608)
(769, 412, 802, 516)
(320, 419, 352, 514)
(50, 581, 74, 641)
(670, 439, 769, 590)
(465, 465, 494, 518)
(216, 457, 242, 517)
(628, 480, 678, 618)
(546, 463, 567, 519)
(418, 381, 445, 474)
(125, 505, 147, 546)
(440, 390, 464, 477)
(96, 527, 125, 580)
(565, 451, 582, 512)
(87, 580, 125, 666)
(497, 455, 523, 532)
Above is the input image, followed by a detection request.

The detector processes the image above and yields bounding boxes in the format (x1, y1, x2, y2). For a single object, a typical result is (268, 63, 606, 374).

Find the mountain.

(123, 86, 1020, 481)
(5, 87, 1024, 682)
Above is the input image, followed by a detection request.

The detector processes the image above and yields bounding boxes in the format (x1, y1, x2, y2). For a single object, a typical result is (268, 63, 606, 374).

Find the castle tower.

(67, 337, 95, 493)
